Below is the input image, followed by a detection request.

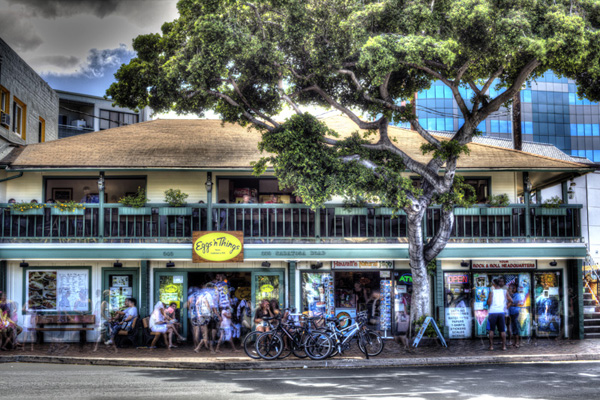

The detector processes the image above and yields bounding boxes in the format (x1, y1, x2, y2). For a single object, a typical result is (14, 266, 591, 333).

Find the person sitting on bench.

(105, 298, 138, 346)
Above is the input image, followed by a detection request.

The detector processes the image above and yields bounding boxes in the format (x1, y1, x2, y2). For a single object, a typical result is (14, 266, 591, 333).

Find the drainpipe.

(0, 171, 23, 182)
(98, 171, 105, 240)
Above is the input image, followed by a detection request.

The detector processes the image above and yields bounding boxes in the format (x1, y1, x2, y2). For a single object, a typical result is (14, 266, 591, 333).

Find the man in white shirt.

(105, 298, 138, 346)
(487, 277, 512, 351)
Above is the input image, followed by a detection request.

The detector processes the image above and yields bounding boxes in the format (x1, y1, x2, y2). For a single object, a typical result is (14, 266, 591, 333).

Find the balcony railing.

(0, 203, 582, 243)
(58, 124, 95, 138)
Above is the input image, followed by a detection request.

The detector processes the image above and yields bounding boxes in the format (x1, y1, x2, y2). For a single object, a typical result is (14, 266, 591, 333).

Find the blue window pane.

(428, 118, 437, 131)
(477, 121, 486, 133)
(586, 150, 593, 160)
(568, 93, 576, 105)
(571, 150, 579, 156)
(579, 150, 586, 158)
(418, 90, 427, 100)
(500, 120, 509, 133)
(570, 124, 577, 136)
(435, 85, 444, 98)
(522, 90, 532, 103)
(577, 124, 585, 135)
(593, 124, 600, 136)
(445, 118, 454, 131)
(443, 86, 452, 99)
(491, 120, 499, 132)
(585, 124, 592, 136)
(594, 151, 600, 161)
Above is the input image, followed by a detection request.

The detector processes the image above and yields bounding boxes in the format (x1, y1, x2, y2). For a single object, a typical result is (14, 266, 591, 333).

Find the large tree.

(108, 0, 600, 322)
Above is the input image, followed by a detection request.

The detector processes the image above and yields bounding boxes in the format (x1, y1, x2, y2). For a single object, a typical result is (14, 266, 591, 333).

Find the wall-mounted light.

(166, 261, 175, 268)
(97, 173, 105, 192)
(460, 260, 470, 268)
(261, 261, 271, 268)
(524, 175, 532, 192)
(205, 174, 213, 193)
(567, 186, 575, 200)
(20, 260, 29, 268)
(113, 260, 123, 268)
(311, 262, 324, 270)
(549, 260, 557, 267)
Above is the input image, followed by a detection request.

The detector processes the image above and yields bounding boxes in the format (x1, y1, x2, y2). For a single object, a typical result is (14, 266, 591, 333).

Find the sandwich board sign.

(411, 316, 447, 348)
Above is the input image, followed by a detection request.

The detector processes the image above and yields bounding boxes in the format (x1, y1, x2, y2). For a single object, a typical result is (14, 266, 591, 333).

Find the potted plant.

(51, 200, 86, 215)
(118, 187, 151, 215)
(481, 194, 512, 215)
(539, 196, 566, 215)
(159, 189, 191, 215)
(9, 202, 44, 215)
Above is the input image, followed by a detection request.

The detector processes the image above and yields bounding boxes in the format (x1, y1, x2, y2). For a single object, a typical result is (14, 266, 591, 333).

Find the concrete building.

(57, 90, 152, 139)
(0, 38, 59, 155)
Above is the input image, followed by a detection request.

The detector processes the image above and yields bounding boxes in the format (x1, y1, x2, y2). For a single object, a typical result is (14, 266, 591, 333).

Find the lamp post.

(205, 172, 213, 231)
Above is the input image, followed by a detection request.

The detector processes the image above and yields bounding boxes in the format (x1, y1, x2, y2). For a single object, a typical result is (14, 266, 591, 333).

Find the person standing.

(487, 277, 512, 351)
(508, 283, 522, 348)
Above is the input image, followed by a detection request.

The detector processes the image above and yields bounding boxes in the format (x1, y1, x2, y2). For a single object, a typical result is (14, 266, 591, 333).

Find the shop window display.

(444, 273, 472, 338)
(394, 272, 412, 335)
(301, 272, 334, 318)
(334, 271, 381, 329)
(473, 273, 531, 337)
(26, 269, 90, 312)
(254, 274, 281, 309)
(108, 274, 133, 312)
(534, 271, 562, 337)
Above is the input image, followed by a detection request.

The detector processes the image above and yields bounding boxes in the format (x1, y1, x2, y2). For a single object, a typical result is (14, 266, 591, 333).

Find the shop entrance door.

(101, 268, 139, 314)
(252, 271, 284, 310)
(154, 270, 188, 335)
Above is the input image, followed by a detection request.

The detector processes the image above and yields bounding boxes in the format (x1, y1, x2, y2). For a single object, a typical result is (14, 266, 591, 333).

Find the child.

(215, 307, 239, 353)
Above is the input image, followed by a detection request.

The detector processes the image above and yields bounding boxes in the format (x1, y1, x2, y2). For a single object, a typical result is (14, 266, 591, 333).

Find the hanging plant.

(488, 194, 510, 207)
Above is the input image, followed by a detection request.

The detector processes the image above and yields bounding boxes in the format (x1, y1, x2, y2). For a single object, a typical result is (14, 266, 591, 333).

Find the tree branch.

(455, 60, 473, 83)
(206, 90, 276, 131)
(423, 208, 454, 262)
(379, 72, 392, 103)
(277, 78, 303, 115)
(228, 75, 280, 127)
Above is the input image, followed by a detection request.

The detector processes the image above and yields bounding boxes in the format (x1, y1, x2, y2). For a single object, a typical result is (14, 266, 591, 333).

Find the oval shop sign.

(193, 231, 244, 263)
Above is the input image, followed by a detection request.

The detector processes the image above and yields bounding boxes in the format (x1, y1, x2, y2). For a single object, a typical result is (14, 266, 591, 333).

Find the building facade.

(0, 37, 59, 152)
(406, 71, 600, 162)
(0, 116, 593, 344)
(56, 90, 152, 139)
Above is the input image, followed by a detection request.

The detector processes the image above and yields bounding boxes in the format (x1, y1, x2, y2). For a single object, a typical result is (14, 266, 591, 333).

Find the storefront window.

(26, 269, 90, 312)
(301, 272, 334, 318)
(444, 272, 472, 338)
(158, 275, 184, 309)
(534, 271, 562, 337)
(394, 272, 412, 335)
(334, 271, 382, 329)
(108, 274, 133, 312)
(255, 274, 280, 309)
(473, 272, 531, 337)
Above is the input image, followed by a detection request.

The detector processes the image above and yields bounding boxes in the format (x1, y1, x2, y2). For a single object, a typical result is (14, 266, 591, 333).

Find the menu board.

(27, 269, 89, 312)
(445, 307, 472, 338)
(380, 280, 392, 330)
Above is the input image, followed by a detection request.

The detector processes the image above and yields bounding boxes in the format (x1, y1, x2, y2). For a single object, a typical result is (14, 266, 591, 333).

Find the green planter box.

(374, 207, 406, 216)
(481, 207, 513, 216)
(118, 207, 151, 216)
(10, 208, 44, 215)
(453, 207, 480, 216)
(158, 207, 192, 216)
(51, 208, 84, 216)
(334, 207, 368, 216)
(538, 208, 567, 216)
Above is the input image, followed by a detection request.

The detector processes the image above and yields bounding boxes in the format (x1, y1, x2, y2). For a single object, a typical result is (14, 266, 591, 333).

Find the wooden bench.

(115, 316, 139, 348)
(35, 314, 95, 346)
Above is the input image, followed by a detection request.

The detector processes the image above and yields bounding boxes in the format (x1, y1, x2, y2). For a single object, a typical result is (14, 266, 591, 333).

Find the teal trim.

(140, 260, 150, 318)
(288, 261, 296, 309)
(1, 244, 588, 260)
(101, 267, 139, 310)
(0, 172, 23, 182)
(154, 269, 189, 334)
(434, 259, 444, 329)
(0, 260, 6, 296)
(21, 265, 92, 315)
(575, 258, 584, 340)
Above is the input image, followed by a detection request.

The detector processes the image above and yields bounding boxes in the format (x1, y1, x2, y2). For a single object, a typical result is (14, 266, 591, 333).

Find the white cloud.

(0, 9, 43, 51)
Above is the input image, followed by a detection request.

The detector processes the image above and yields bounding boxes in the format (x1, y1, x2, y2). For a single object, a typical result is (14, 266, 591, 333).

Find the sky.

(0, 0, 179, 98)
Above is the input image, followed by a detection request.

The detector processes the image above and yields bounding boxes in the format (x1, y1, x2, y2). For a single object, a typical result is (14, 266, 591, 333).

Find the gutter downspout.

(0, 171, 23, 182)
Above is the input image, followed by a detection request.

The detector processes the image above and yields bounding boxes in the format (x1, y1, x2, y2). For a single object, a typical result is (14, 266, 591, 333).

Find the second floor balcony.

(0, 203, 583, 244)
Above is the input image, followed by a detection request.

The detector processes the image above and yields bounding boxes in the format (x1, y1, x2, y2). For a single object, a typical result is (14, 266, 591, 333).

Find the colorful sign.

(472, 260, 536, 269)
(192, 231, 244, 263)
(332, 261, 393, 269)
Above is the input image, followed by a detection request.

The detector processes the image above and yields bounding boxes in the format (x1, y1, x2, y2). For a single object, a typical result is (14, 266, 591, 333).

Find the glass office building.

(406, 72, 600, 162)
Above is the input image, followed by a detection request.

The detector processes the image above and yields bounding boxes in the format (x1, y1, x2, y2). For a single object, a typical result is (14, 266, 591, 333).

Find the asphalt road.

(1, 362, 600, 399)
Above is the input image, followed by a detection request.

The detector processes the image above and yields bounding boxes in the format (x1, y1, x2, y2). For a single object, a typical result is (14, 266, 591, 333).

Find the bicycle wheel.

(358, 330, 384, 357)
(278, 332, 293, 359)
(255, 331, 283, 360)
(243, 331, 261, 359)
(291, 331, 308, 359)
(305, 331, 333, 360)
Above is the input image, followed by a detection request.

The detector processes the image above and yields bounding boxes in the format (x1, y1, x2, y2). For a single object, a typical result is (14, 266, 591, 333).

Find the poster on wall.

(27, 269, 89, 312)
(534, 272, 562, 337)
(159, 275, 183, 309)
(445, 307, 473, 339)
(380, 280, 392, 331)
(444, 273, 472, 338)
(302, 273, 333, 317)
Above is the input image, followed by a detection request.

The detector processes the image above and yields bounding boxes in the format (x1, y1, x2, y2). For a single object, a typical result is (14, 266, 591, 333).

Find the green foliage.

(421, 140, 470, 163)
(542, 195, 563, 208)
(164, 189, 189, 207)
(488, 193, 510, 207)
(433, 175, 477, 211)
(414, 315, 444, 339)
(54, 201, 85, 212)
(254, 113, 419, 211)
(427, 259, 437, 276)
(119, 187, 149, 208)
(9, 202, 44, 212)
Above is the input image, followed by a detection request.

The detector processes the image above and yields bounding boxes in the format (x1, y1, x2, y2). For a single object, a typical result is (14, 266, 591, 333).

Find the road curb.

(2, 353, 600, 370)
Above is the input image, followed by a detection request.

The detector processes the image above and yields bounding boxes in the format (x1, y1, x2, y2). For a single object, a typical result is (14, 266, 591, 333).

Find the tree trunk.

(406, 207, 430, 323)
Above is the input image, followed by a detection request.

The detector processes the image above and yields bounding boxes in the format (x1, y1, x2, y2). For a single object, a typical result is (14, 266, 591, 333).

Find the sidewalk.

(1, 338, 599, 370)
